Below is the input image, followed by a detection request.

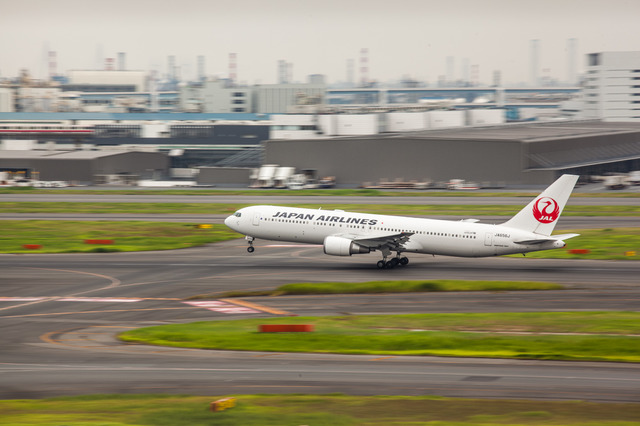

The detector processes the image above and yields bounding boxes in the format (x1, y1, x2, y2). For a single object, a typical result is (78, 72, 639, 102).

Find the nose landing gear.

(246, 236, 255, 253)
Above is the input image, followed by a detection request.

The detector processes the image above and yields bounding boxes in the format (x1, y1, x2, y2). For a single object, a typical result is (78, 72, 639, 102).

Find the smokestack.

(530, 39, 540, 87)
(360, 48, 369, 87)
(229, 53, 237, 85)
(493, 70, 502, 87)
(105, 58, 115, 71)
(168, 55, 176, 80)
(48, 51, 57, 79)
(117, 52, 126, 71)
(198, 55, 206, 82)
(278, 59, 288, 84)
(95, 44, 103, 71)
(446, 56, 454, 85)
(471, 64, 479, 86)
(347, 59, 354, 87)
(567, 38, 577, 85)
(462, 58, 470, 84)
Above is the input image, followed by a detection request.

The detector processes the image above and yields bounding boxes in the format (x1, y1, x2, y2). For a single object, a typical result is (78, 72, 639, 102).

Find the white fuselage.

(224, 205, 564, 258)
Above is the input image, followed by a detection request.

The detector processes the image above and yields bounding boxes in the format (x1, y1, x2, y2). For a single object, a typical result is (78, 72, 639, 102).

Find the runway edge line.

(219, 298, 295, 316)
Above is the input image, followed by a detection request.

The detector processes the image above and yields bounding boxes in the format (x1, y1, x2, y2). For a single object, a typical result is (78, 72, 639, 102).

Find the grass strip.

(2, 394, 640, 425)
(119, 312, 640, 362)
(0, 221, 240, 253)
(511, 227, 640, 260)
(2, 185, 639, 197)
(212, 280, 563, 298)
(0, 220, 637, 259)
(1, 201, 640, 216)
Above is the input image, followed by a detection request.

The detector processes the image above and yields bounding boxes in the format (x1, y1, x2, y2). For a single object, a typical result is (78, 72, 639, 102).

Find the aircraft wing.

(514, 233, 580, 245)
(336, 232, 415, 250)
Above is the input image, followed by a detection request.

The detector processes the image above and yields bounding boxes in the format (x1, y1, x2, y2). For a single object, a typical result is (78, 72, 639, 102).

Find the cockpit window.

(234, 212, 242, 217)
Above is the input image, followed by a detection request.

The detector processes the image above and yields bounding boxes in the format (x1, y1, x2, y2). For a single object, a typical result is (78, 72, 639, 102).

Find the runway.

(1, 240, 640, 402)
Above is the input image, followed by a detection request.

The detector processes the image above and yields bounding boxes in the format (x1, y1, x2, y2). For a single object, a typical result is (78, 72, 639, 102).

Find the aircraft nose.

(224, 213, 242, 232)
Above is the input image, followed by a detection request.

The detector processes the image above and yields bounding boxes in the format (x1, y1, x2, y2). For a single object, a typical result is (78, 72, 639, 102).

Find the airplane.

(224, 174, 580, 269)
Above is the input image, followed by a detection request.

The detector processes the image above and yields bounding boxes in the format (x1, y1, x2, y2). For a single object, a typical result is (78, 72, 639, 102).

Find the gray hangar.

(264, 120, 640, 186)
(0, 150, 169, 183)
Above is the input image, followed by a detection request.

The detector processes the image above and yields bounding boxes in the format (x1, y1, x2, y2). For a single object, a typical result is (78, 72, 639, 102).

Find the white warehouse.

(271, 110, 505, 139)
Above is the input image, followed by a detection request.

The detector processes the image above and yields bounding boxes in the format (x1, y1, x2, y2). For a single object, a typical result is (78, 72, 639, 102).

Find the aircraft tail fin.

(502, 174, 579, 236)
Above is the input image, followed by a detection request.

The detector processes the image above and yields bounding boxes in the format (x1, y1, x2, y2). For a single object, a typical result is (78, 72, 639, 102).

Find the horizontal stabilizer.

(515, 233, 580, 245)
(551, 233, 580, 240)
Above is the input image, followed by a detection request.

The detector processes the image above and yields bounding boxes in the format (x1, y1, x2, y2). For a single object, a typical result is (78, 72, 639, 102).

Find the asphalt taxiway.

(1, 240, 639, 402)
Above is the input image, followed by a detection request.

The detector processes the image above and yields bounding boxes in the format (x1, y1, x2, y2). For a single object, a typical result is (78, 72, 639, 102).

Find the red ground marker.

(84, 239, 114, 245)
(259, 324, 314, 333)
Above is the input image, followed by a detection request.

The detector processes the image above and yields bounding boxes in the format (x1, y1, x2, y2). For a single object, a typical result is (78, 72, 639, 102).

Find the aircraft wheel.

(376, 260, 385, 269)
(390, 258, 400, 267)
(399, 257, 409, 266)
(247, 246, 255, 253)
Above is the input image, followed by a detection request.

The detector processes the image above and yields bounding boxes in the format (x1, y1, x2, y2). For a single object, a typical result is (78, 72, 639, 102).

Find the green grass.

(119, 312, 640, 362)
(1, 394, 639, 425)
(213, 280, 563, 298)
(0, 221, 241, 253)
(514, 228, 640, 260)
(1, 185, 639, 197)
(2, 201, 640, 216)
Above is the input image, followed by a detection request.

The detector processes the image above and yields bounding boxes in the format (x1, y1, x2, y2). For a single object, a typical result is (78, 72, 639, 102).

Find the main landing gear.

(246, 236, 255, 253)
(376, 255, 409, 269)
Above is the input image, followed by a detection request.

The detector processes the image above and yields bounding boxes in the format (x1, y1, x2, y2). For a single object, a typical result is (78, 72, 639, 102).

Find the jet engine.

(323, 236, 371, 256)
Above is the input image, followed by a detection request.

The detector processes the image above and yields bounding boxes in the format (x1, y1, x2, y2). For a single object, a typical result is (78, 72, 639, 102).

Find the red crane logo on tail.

(532, 197, 560, 223)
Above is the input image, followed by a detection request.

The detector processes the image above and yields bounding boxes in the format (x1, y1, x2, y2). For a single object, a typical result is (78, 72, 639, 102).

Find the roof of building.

(0, 112, 270, 121)
(0, 150, 55, 159)
(0, 150, 161, 159)
(394, 120, 640, 142)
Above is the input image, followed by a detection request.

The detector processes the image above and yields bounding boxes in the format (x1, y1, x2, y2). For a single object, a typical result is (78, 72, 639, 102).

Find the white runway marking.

(0, 297, 43, 301)
(0, 297, 142, 303)
(57, 298, 142, 303)
(183, 300, 259, 314)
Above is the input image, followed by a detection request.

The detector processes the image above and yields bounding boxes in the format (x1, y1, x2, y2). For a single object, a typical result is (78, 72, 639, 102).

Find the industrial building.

(252, 83, 325, 114)
(0, 150, 169, 184)
(63, 70, 149, 92)
(265, 120, 640, 186)
(181, 79, 253, 113)
(2, 110, 639, 186)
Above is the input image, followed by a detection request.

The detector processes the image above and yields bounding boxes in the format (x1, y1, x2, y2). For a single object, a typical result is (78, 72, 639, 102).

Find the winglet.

(502, 174, 579, 236)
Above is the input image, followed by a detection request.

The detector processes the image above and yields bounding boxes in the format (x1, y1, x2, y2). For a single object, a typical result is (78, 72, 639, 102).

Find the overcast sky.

(2, 0, 639, 85)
